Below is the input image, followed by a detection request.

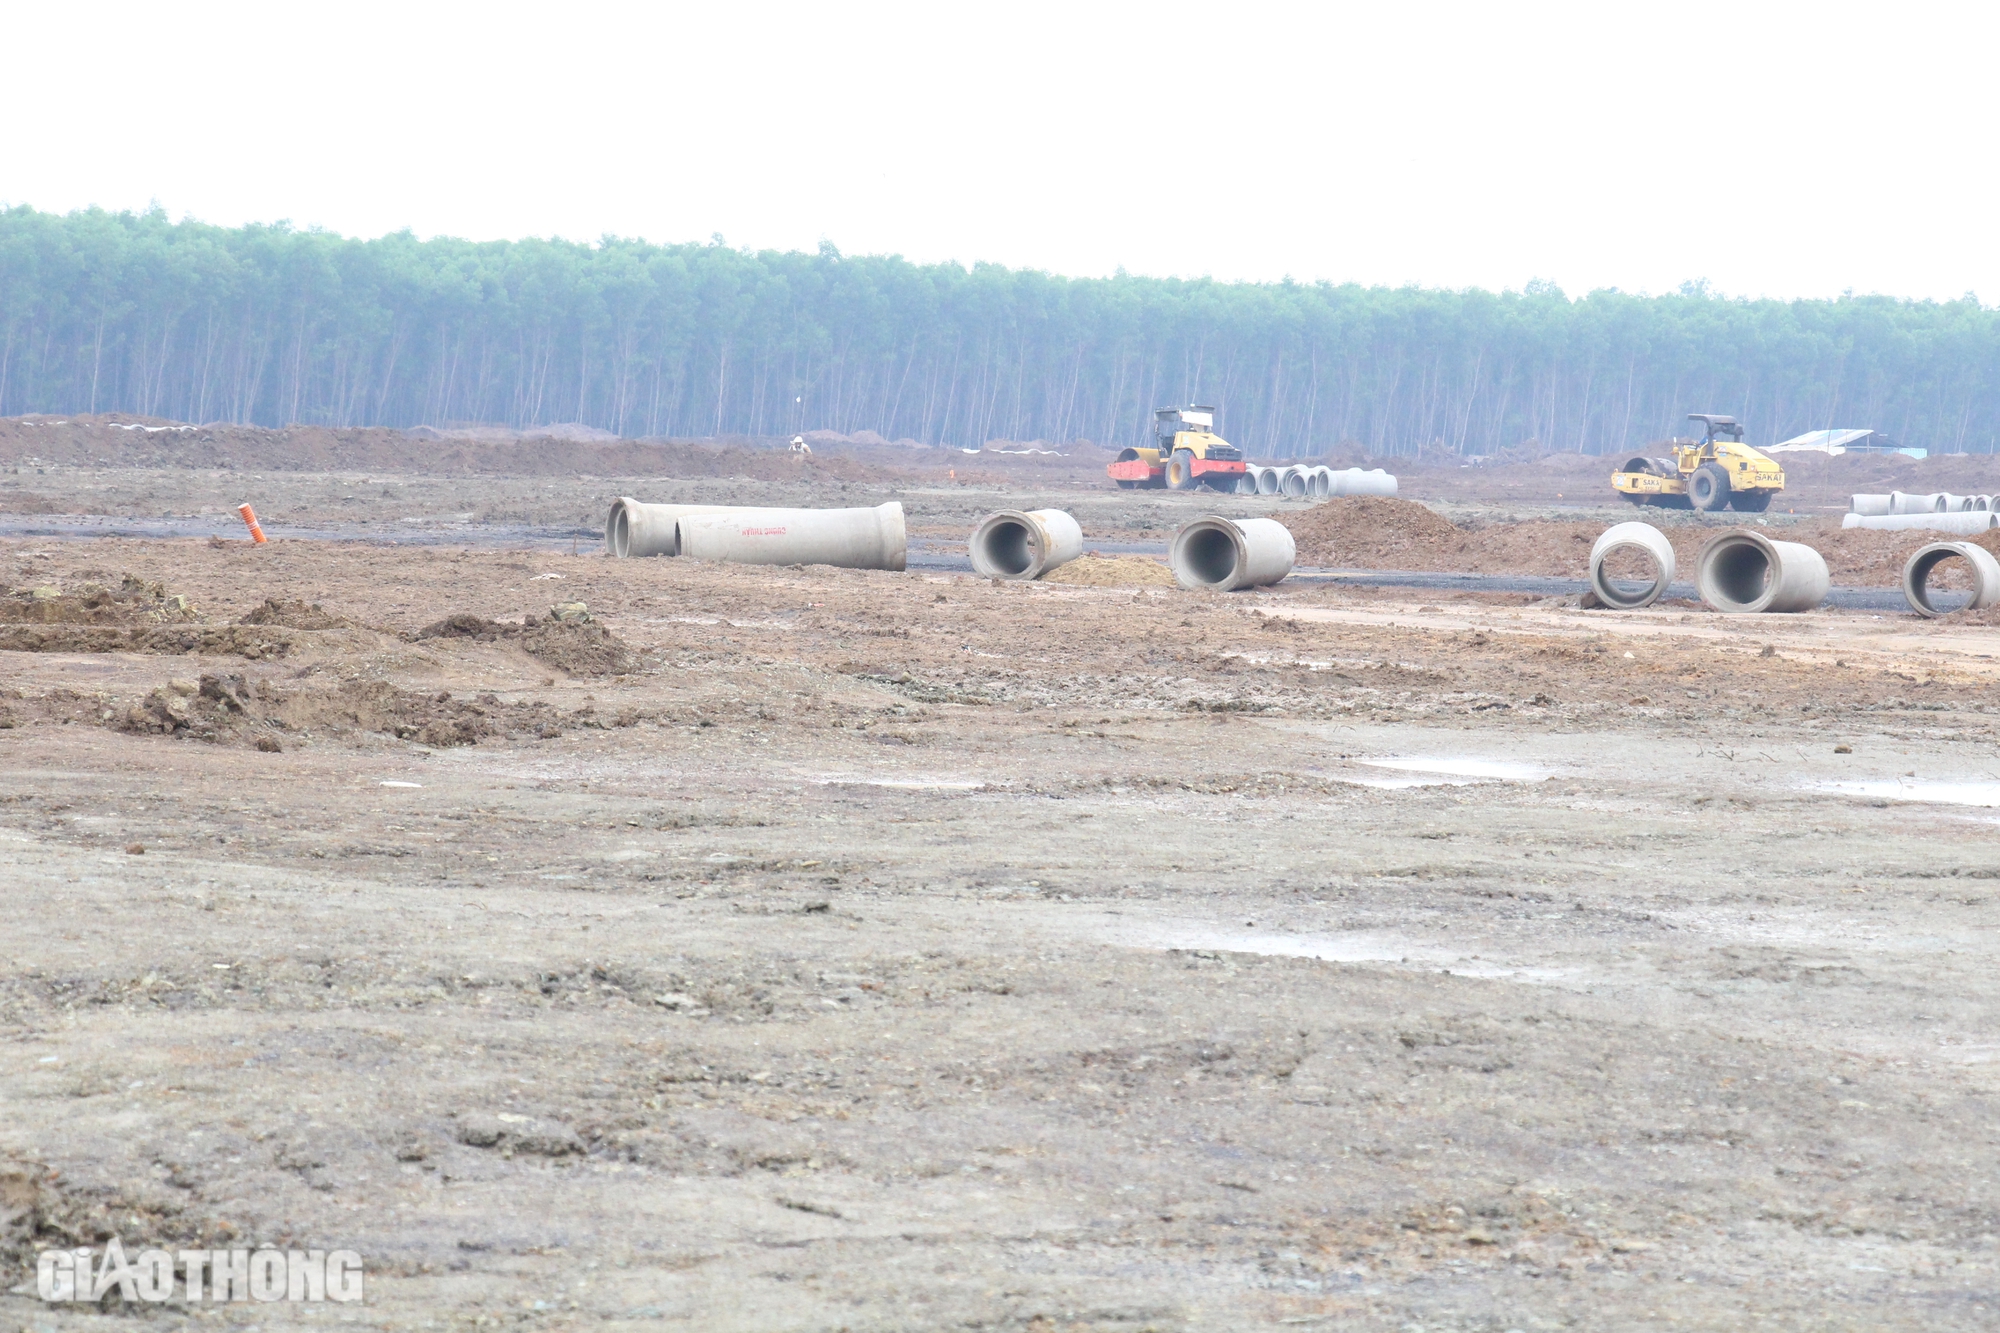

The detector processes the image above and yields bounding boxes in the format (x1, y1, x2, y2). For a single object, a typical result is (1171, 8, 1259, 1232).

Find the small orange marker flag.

(237, 503, 268, 543)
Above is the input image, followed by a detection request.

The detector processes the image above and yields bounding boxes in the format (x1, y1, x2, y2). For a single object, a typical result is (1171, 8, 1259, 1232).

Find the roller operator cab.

(1610, 414, 1786, 512)
(1106, 406, 1249, 491)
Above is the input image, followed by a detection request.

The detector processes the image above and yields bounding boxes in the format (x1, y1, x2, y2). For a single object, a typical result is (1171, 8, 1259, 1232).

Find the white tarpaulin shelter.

(1766, 428, 1926, 459)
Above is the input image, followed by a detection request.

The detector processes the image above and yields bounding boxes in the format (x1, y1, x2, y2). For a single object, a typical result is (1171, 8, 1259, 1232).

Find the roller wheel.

(1116, 478, 1140, 490)
(1621, 491, 1650, 506)
(1689, 462, 1732, 512)
(1730, 487, 1773, 512)
(1167, 449, 1201, 491)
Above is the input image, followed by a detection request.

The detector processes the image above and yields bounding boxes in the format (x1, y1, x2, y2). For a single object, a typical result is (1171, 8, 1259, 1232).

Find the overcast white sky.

(2, 1, 1991, 301)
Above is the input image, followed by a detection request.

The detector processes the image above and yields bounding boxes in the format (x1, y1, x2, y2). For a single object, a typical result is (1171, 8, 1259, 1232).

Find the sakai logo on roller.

(34, 1241, 363, 1304)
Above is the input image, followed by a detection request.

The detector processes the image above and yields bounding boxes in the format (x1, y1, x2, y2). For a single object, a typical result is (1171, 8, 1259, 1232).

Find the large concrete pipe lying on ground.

(1310, 466, 1334, 498)
(1169, 516, 1296, 591)
(675, 502, 907, 571)
(606, 498, 737, 557)
(968, 508, 1083, 580)
(1890, 491, 1943, 514)
(1588, 521, 1676, 610)
(1902, 541, 2000, 618)
(1841, 511, 2000, 534)
(1850, 494, 1893, 517)
(1280, 466, 1311, 499)
(1255, 465, 1282, 496)
(1696, 529, 1829, 613)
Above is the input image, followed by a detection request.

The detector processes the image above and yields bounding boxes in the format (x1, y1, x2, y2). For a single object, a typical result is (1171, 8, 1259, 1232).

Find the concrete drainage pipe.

(1309, 467, 1334, 499)
(1170, 516, 1296, 591)
(1840, 511, 2000, 535)
(1903, 541, 2000, 618)
(676, 502, 907, 571)
(1891, 491, 1941, 515)
(1696, 530, 1829, 613)
(1280, 467, 1310, 499)
(1255, 465, 1282, 496)
(606, 498, 735, 557)
(1850, 494, 1893, 517)
(1588, 522, 1676, 610)
(968, 508, 1083, 580)
(1342, 468, 1399, 498)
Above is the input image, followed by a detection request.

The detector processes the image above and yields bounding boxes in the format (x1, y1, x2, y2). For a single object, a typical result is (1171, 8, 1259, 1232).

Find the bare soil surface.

(1278, 497, 1997, 588)
(4, 427, 2000, 1329)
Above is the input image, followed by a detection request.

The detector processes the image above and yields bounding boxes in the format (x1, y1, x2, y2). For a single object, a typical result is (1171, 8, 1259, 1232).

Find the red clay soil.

(1280, 496, 1985, 586)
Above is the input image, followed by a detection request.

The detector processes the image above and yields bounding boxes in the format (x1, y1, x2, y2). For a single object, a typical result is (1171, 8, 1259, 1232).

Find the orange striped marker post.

(237, 503, 268, 543)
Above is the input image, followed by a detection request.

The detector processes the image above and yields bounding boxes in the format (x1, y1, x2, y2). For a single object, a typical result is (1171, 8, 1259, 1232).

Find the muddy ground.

(4, 435, 2000, 1331)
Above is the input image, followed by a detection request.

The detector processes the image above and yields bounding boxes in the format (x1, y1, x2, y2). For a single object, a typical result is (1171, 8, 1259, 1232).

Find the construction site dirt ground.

(5, 468, 2000, 1329)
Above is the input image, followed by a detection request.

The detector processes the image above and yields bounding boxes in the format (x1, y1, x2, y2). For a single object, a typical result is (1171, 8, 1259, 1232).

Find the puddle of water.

(1084, 915, 1575, 984)
(1338, 773, 1491, 790)
(1804, 779, 2000, 808)
(1360, 757, 1551, 781)
(813, 778, 986, 791)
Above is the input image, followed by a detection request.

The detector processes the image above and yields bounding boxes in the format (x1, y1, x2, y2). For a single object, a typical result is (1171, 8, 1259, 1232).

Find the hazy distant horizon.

(3, 3, 1994, 305)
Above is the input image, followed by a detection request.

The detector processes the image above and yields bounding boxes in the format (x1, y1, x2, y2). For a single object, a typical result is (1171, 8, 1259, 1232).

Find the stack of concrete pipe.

(1169, 517, 1295, 590)
(1842, 510, 2000, 535)
(1903, 541, 2000, 617)
(968, 509, 1084, 580)
(1239, 464, 1399, 500)
(605, 497, 907, 570)
(1852, 492, 1996, 517)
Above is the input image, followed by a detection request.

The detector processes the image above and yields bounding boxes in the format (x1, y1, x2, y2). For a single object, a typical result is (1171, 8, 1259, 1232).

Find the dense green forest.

(1, 205, 1995, 455)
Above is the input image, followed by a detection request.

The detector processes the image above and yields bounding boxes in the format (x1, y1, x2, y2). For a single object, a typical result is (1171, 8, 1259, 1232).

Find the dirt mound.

(236, 597, 354, 630)
(414, 609, 641, 676)
(0, 577, 303, 656)
(1280, 498, 1463, 568)
(108, 672, 634, 748)
(0, 623, 296, 658)
(1041, 554, 1176, 587)
(0, 574, 198, 626)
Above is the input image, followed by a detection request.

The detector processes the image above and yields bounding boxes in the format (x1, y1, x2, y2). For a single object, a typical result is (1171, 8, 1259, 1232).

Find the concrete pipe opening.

(607, 500, 634, 557)
(1696, 530, 1829, 614)
(1170, 516, 1296, 591)
(1280, 467, 1309, 499)
(1588, 521, 1676, 610)
(606, 498, 741, 557)
(1256, 466, 1281, 496)
(968, 508, 1083, 580)
(1309, 467, 1332, 498)
(1902, 541, 2000, 618)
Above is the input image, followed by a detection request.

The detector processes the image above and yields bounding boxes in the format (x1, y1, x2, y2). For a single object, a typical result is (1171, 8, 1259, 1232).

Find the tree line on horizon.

(1, 205, 1995, 457)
